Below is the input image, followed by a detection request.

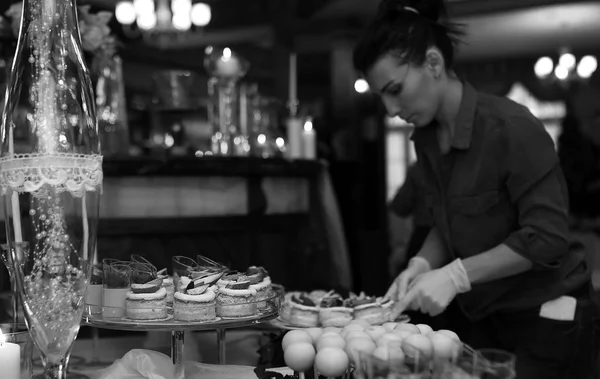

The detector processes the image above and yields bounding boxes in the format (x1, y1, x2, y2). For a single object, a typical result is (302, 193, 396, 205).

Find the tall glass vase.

(0, 0, 102, 378)
(93, 49, 129, 157)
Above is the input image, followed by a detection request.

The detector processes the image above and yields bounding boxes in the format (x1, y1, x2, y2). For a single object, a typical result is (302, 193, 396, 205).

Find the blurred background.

(0, 0, 599, 297)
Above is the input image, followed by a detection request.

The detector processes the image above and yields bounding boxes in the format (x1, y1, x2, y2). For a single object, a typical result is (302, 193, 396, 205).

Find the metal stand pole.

(171, 330, 185, 379)
(216, 328, 227, 364)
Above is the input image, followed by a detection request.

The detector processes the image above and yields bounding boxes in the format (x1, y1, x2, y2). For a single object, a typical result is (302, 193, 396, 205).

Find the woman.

(353, 1, 597, 378)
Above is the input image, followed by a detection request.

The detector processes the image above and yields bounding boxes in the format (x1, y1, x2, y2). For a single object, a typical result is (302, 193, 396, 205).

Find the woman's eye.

(388, 86, 402, 95)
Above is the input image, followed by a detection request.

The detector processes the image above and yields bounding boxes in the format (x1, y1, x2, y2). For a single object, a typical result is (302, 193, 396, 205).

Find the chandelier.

(115, 0, 211, 35)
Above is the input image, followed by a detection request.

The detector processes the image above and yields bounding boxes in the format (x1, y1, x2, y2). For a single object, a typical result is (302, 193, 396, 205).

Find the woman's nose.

(383, 97, 401, 118)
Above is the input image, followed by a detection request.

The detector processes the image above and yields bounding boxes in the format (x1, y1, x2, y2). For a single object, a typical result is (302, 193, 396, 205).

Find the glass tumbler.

(102, 262, 131, 318)
(477, 349, 516, 379)
(84, 263, 104, 314)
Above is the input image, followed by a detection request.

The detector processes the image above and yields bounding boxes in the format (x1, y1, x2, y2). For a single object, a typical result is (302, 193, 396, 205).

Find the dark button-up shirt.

(390, 164, 433, 227)
(411, 82, 589, 321)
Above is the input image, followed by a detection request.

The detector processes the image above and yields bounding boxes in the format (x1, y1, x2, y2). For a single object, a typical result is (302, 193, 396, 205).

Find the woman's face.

(365, 53, 441, 127)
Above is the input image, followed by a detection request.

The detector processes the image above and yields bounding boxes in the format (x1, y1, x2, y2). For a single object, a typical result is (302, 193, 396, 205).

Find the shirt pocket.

(450, 190, 499, 215)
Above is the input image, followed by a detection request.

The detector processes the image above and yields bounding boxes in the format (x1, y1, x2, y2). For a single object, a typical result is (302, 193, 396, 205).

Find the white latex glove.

(397, 259, 471, 316)
(385, 256, 431, 302)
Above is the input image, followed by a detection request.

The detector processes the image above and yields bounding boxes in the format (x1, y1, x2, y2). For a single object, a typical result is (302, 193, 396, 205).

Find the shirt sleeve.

(502, 113, 570, 268)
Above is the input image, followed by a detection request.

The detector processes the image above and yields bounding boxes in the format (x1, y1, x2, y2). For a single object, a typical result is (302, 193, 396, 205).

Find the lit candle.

(0, 329, 21, 379)
(239, 84, 248, 136)
(302, 118, 316, 160)
(285, 117, 303, 159)
(216, 48, 240, 77)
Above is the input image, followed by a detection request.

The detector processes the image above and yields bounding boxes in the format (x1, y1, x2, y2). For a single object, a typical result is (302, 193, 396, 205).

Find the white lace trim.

(0, 153, 103, 197)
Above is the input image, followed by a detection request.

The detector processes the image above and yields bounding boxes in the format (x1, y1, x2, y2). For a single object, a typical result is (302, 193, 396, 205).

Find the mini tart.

(286, 301, 319, 327)
(250, 276, 273, 309)
(177, 276, 192, 292)
(353, 302, 386, 325)
(173, 289, 217, 322)
(319, 306, 353, 327)
(378, 297, 394, 322)
(280, 292, 302, 322)
(216, 287, 258, 317)
(217, 275, 239, 288)
(125, 287, 168, 321)
(308, 289, 335, 305)
(190, 270, 225, 286)
(159, 276, 175, 304)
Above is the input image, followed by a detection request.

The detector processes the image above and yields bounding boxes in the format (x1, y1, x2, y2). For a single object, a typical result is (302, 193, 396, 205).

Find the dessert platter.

(82, 255, 284, 364)
(271, 290, 409, 330)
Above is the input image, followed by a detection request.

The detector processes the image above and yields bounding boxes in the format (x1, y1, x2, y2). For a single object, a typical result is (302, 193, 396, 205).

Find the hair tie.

(403, 6, 419, 14)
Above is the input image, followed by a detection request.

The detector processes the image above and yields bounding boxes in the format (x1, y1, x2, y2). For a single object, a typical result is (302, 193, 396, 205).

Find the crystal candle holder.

(204, 47, 250, 156)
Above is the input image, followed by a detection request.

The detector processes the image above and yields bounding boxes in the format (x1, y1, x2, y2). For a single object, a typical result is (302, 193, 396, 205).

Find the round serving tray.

(269, 314, 411, 331)
(82, 284, 284, 332)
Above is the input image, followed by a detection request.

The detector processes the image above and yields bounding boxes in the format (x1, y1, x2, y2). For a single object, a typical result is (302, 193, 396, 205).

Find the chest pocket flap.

(450, 190, 500, 215)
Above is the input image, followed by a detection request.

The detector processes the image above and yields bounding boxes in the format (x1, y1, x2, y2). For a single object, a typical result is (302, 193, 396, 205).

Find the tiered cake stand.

(81, 284, 283, 373)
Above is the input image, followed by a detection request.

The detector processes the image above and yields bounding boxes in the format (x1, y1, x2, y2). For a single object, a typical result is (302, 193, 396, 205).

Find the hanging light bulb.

(354, 78, 370, 93)
(534, 57, 553, 78)
(558, 52, 576, 70)
(577, 55, 598, 79)
(555, 65, 569, 81)
(115, 1, 136, 25)
(191, 3, 211, 27)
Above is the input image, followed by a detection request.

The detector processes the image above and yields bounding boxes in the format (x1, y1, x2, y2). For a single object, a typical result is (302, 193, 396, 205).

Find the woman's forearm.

(462, 243, 533, 284)
(416, 227, 451, 269)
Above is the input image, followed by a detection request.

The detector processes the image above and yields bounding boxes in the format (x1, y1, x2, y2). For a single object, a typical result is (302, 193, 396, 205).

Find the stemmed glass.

(0, 0, 102, 378)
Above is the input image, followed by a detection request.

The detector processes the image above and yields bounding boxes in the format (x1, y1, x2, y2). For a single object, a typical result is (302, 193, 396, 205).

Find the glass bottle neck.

(19, 0, 82, 46)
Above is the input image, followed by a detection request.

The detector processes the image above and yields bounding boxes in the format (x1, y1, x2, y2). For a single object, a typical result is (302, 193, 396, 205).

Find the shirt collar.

(410, 81, 478, 151)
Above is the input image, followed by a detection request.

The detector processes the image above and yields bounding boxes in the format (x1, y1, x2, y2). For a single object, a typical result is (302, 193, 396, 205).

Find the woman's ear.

(425, 47, 446, 79)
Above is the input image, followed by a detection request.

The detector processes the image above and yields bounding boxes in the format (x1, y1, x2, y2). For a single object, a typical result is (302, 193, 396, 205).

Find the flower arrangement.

(3, 2, 115, 55)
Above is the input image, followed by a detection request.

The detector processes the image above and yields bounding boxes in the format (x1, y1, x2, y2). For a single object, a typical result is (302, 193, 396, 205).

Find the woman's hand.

(385, 257, 431, 302)
(396, 259, 471, 316)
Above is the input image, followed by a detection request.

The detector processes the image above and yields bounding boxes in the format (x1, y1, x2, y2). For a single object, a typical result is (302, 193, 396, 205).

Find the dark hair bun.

(377, 0, 448, 22)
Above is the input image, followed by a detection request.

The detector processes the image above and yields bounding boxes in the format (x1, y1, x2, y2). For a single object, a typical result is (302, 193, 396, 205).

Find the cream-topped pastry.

(217, 272, 241, 288)
(126, 279, 168, 320)
(319, 296, 353, 327)
(250, 276, 271, 291)
(216, 281, 258, 317)
(190, 270, 225, 286)
(178, 276, 192, 292)
(175, 289, 216, 303)
(127, 287, 167, 300)
(174, 283, 217, 322)
(353, 302, 386, 325)
(162, 277, 175, 304)
(378, 297, 394, 322)
(284, 294, 319, 327)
